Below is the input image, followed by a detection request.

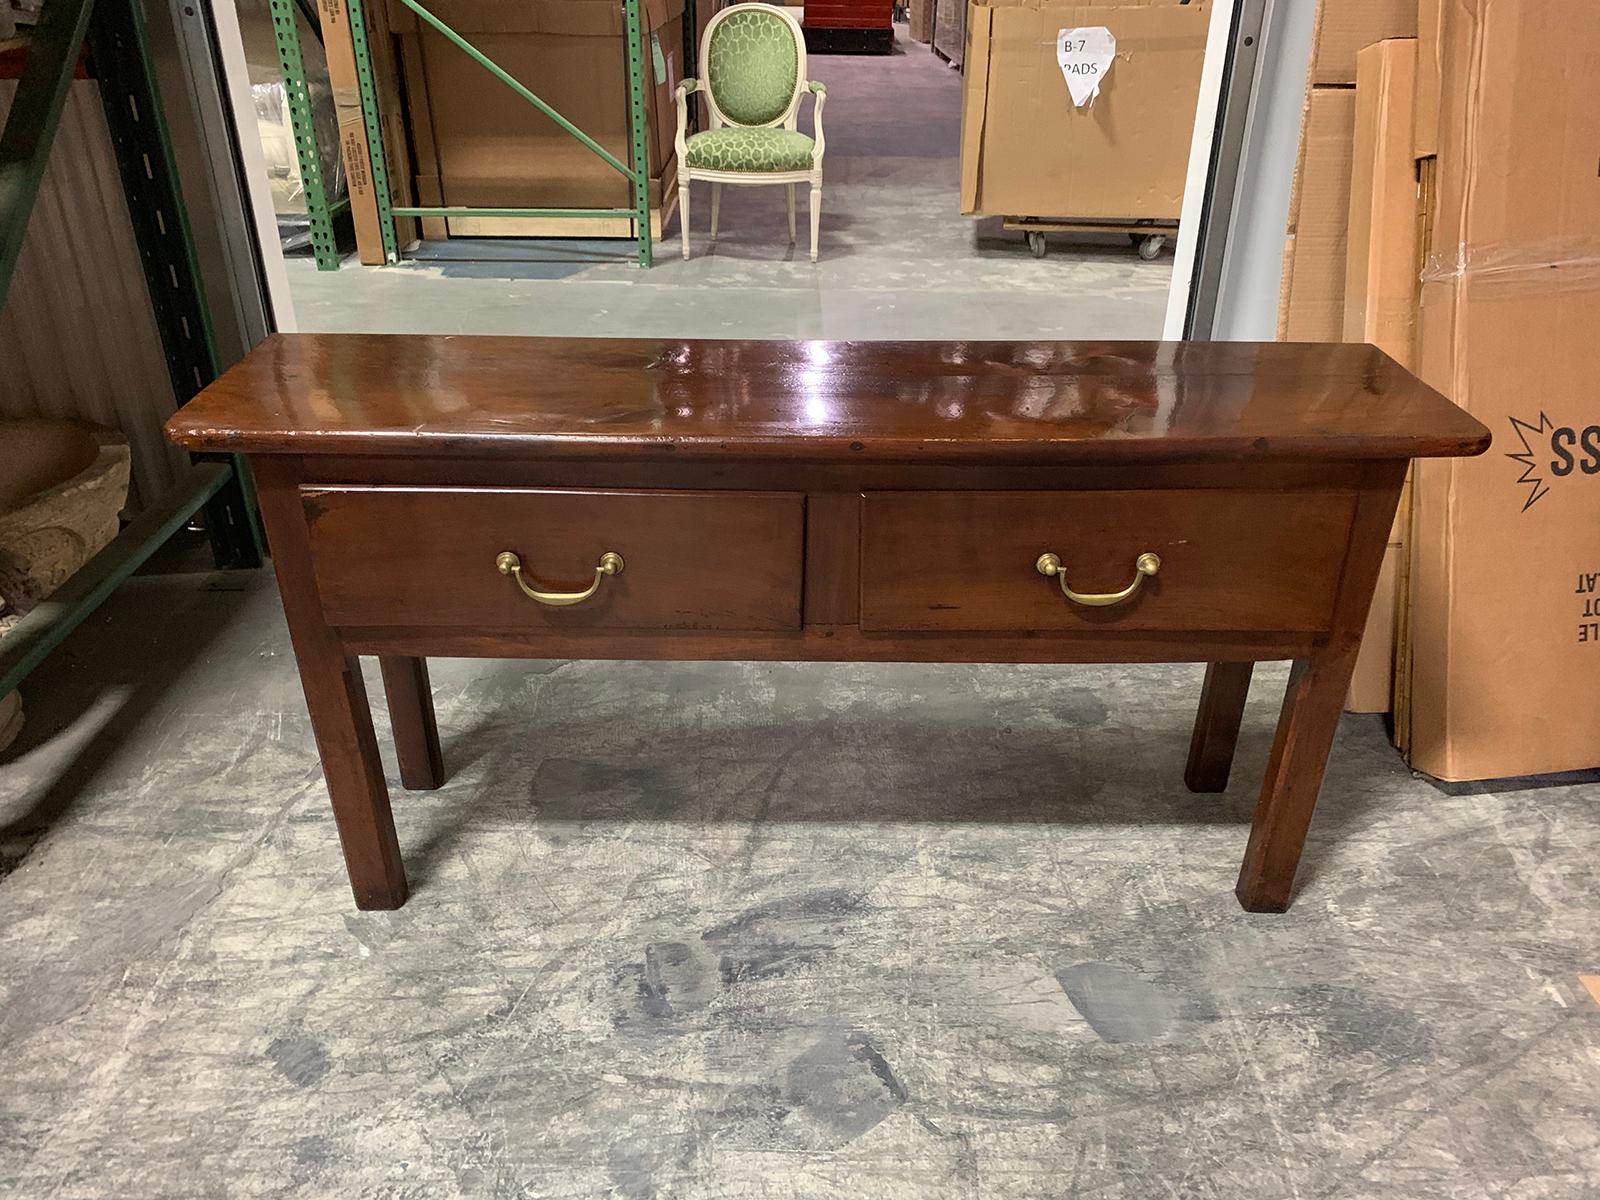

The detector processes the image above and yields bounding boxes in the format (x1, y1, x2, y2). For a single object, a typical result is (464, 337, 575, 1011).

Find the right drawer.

(859, 490, 1358, 633)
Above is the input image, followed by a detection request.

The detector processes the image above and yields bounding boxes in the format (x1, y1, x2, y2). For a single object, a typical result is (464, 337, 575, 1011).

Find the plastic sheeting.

(236, 0, 347, 248)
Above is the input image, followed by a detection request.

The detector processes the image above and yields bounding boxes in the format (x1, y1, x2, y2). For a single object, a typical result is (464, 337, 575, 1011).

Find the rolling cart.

(1004, 217, 1178, 260)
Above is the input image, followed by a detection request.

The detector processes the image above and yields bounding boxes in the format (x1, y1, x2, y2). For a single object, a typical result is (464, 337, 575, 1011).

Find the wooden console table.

(167, 336, 1488, 913)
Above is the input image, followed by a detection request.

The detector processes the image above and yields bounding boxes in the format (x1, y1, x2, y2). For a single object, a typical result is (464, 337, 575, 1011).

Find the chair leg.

(680, 178, 691, 259)
(711, 182, 722, 241)
(787, 184, 796, 244)
(809, 182, 821, 262)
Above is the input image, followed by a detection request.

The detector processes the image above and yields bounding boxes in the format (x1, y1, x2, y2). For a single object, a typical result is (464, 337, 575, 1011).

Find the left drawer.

(303, 487, 805, 631)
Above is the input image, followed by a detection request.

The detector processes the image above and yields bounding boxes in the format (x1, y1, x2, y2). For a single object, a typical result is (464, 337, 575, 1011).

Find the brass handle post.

(1035, 551, 1160, 607)
(497, 550, 624, 606)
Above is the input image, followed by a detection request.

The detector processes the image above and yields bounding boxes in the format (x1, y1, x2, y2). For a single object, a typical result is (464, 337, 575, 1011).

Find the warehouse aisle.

(283, 24, 1174, 340)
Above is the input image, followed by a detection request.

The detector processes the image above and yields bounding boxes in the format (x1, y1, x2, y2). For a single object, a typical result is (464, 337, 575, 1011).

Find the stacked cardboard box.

(1281, 1, 1416, 714)
(1279, 0, 1416, 343)
(909, 0, 935, 45)
(932, 0, 964, 66)
(1281, 0, 1600, 779)
(387, 0, 683, 240)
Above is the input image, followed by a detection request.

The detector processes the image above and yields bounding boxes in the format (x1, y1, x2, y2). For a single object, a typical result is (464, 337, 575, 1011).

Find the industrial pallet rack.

(270, 0, 662, 270)
(0, 0, 262, 697)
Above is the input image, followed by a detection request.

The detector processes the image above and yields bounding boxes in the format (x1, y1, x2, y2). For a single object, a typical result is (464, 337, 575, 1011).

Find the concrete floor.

(3, 564, 1600, 1197)
(283, 27, 1173, 341)
(6, 26, 1598, 1200)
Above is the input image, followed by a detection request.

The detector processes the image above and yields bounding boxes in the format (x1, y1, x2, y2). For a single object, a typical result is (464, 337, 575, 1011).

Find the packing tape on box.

(1421, 238, 1600, 293)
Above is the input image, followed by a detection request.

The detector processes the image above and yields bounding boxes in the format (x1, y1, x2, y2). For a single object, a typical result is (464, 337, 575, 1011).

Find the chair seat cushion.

(685, 128, 815, 172)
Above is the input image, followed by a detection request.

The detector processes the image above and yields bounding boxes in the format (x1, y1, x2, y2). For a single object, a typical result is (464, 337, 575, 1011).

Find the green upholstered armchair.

(674, 3, 827, 262)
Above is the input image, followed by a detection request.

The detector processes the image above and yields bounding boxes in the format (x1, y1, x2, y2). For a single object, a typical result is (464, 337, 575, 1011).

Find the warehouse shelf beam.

(0, 464, 231, 698)
(0, 0, 96, 302)
(342, 0, 654, 267)
(0, 0, 262, 694)
(393, 206, 638, 220)
(267, 0, 341, 270)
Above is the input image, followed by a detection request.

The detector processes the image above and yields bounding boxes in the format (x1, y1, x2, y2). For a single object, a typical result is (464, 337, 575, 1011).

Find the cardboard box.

(909, 0, 934, 43)
(1413, 0, 1440, 158)
(391, 0, 683, 229)
(933, 0, 965, 66)
(1342, 39, 1418, 713)
(1311, 0, 1416, 85)
(315, 0, 386, 264)
(959, 0, 1209, 220)
(1406, 0, 1600, 779)
(1279, 88, 1356, 342)
(1343, 40, 1417, 360)
(1348, 540, 1402, 711)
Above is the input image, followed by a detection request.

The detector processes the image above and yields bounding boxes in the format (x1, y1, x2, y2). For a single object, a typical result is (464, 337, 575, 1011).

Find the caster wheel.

(1137, 234, 1166, 261)
(1027, 231, 1047, 258)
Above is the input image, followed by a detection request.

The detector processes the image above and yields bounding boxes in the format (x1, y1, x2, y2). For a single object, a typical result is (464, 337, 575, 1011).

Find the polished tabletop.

(166, 335, 1490, 464)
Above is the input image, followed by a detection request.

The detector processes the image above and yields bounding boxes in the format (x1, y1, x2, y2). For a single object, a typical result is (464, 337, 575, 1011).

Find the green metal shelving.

(269, 0, 341, 270)
(276, 0, 657, 269)
(0, 0, 262, 695)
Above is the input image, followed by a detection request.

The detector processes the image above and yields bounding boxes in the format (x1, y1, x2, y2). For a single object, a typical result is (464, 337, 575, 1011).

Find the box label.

(1579, 570, 1600, 644)
(1506, 411, 1600, 511)
(1057, 26, 1116, 107)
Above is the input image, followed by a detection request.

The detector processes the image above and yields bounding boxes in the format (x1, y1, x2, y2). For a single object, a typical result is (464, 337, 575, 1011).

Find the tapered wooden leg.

(787, 184, 796, 243)
(1185, 662, 1253, 792)
(1235, 648, 1359, 912)
(254, 458, 408, 910)
(1235, 469, 1405, 913)
(711, 182, 721, 240)
(379, 656, 444, 790)
(297, 649, 409, 909)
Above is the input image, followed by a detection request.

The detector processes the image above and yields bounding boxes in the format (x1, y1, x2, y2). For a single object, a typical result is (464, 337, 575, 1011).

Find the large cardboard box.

(1413, 0, 1441, 158)
(1342, 39, 1418, 713)
(1407, 0, 1600, 779)
(1278, 88, 1356, 342)
(933, 0, 965, 66)
(1343, 40, 1417, 359)
(959, 0, 1209, 220)
(390, 0, 683, 233)
(909, 0, 934, 44)
(1311, 0, 1416, 85)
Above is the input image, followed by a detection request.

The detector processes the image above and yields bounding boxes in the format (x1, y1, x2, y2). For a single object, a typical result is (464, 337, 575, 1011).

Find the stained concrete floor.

(283, 26, 1174, 341)
(3, 562, 1600, 1197)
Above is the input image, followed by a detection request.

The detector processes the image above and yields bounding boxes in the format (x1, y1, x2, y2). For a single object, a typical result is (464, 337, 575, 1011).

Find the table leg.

(1185, 662, 1253, 793)
(254, 457, 408, 910)
(295, 648, 409, 909)
(1235, 648, 1358, 912)
(379, 656, 445, 790)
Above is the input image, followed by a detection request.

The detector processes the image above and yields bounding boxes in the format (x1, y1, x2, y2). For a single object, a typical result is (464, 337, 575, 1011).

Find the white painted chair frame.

(674, 3, 827, 262)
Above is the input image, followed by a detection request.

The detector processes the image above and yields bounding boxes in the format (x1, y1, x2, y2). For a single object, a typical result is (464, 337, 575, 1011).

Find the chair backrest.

(700, 4, 806, 130)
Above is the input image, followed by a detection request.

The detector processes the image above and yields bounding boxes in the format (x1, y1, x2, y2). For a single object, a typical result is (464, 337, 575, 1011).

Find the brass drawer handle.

(496, 550, 624, 606)
(1035, 551, 1160, 607)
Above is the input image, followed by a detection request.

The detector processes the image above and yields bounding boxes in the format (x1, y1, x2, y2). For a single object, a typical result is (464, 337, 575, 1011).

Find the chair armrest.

(807, 82, 826, 166)
(675, 79, 699, 164)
